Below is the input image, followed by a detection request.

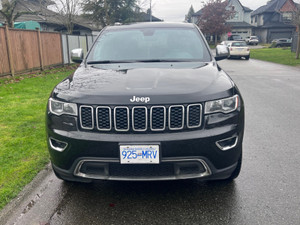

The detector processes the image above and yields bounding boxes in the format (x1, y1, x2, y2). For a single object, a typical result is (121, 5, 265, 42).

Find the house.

(191, 9, 202, 24)
(0, 0, 97, 35)
(251, 0, 298, 43)
(191, 0, 253, 40)
(225, 0, 253, 39)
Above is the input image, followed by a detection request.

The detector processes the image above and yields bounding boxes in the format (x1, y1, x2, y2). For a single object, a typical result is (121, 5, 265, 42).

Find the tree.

(185, 5, 195, 23)
(0, 0, 35, 28)
(52, 0, 81, 34)
(82, 0, 141, 28)
(197, 0, 234, 45)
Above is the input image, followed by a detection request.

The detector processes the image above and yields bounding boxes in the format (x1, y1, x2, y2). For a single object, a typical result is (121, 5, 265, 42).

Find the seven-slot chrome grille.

(80, 104, 202, 132)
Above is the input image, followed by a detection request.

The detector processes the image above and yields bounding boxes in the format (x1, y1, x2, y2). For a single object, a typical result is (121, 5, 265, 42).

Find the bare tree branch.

(52, 0, 82, 34)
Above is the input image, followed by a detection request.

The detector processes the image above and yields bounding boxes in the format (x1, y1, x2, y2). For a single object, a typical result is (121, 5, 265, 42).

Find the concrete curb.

(0, 163, 53, 225)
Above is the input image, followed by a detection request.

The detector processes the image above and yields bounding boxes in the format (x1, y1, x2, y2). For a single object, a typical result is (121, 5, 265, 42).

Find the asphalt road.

(1, 59, 300, 225)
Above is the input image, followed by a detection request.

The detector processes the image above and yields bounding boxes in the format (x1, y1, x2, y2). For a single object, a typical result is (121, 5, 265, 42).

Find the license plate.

(120, 145, 159, 164)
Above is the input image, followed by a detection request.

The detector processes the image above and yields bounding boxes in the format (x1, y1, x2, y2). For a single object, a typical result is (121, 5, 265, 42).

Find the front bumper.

(52, 157, 239, 182)
(229, 51, 250, 57)
(46, 108, 244, 182)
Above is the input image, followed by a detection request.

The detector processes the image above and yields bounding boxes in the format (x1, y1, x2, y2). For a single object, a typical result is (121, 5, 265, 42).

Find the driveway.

(1, 59, 300, 225)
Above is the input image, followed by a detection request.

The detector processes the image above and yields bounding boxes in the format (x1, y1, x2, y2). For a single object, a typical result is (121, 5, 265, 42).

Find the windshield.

(87, 27, 211, 63)
(232, 42, 247, 47)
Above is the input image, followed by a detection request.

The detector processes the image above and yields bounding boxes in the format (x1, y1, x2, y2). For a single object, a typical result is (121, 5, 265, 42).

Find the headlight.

(49, 98, 78, 116)
(205, 95, 239, 114)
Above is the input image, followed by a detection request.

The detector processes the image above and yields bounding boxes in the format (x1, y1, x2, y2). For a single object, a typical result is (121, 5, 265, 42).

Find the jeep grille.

(79, 104, 202, 132)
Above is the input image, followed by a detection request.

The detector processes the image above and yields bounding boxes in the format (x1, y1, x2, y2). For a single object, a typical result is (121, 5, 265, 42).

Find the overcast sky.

(150, 0, 300, 22)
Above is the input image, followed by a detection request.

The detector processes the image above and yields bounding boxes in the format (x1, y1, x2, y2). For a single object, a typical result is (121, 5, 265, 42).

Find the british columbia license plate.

(120, 145, 159, 164)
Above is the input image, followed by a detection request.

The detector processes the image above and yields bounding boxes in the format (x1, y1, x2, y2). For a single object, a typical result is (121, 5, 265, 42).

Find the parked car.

(271, 38, 292, 48)
(228, 34, 244, 41)
(228, 41, 250, 60)
(245, 36, 259, 45)
(46, 22, 244, 183)
(220, 41, 232, 46)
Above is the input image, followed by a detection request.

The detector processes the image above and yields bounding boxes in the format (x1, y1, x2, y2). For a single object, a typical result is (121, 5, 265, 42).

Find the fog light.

(216, 136, 238, 151)
(49, 137, 68, 152)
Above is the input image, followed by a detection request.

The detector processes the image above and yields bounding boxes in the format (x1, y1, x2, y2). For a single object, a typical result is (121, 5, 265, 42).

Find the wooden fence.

(0, 26, 63, 77)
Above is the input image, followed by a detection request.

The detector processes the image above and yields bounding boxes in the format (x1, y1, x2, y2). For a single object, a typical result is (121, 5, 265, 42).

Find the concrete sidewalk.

(0, 164, 70, 225)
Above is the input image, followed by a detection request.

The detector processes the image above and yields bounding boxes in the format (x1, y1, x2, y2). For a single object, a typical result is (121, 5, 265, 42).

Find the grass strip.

(250, 48, 300, 67)
(0, 66, 76, 210)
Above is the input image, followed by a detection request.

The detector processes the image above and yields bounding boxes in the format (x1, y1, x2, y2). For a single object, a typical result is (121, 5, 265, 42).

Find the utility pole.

(150, 0, 152, 22)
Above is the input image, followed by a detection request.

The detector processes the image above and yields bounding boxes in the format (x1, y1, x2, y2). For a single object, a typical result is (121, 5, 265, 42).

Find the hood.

(53, 62, 234, 105)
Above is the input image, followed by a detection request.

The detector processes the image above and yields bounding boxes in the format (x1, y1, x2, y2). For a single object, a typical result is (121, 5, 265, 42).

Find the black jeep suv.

(46, 22, 244, 182)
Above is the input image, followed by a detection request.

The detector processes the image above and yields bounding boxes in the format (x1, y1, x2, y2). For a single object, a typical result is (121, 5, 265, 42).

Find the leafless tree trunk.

(104, 0, 110, 25)
(53, 0, 81, 34)
(296, 25, 300, 59)
(214, 34, 218, 46)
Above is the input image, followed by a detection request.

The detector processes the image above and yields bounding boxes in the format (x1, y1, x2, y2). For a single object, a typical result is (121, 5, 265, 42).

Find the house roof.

(0, 0, 96, 30)
(192, 9, 203, 17)
(192, 0, 252, 17)
(226, 21, 253, 28)
(243, 6, 252, 12)
(228, 0, 253, 12)
(252, 0, 288, 16)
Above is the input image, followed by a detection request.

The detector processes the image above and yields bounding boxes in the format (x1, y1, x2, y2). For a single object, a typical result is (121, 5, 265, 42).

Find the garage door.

(270, 32, 292, 41)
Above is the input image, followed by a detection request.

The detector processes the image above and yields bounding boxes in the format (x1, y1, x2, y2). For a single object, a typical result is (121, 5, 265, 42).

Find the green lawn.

(0, 67, 76, 210)
(250, 48, 300, 67)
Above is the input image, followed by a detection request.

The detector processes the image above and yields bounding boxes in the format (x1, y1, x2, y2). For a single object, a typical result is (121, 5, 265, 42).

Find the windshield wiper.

(87, 59, 199, 65)
(131, 59, 198, 63)
(87, 60, 137, 64)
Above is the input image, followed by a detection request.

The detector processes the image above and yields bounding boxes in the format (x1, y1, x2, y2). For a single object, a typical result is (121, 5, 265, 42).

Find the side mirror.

(215, 45, 229, 61)
(71, 48, 84, 63)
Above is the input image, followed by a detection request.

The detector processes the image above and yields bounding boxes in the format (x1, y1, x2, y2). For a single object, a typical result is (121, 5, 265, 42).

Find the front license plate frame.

(119, 145, 160, 164)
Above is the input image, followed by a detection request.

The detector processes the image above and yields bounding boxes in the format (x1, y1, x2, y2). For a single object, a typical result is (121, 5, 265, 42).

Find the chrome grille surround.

(73, 158, 212, 181)
(96, 106, 112, 131)
(169, 105, 185, 130)
(79, 105, 94, 130)
(150, 106, 166, 131)
(187, 104, 202, 129)
(132, 106, 148, 132)
(114, 106, 130, 132)
(80, 104, 203, 132)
